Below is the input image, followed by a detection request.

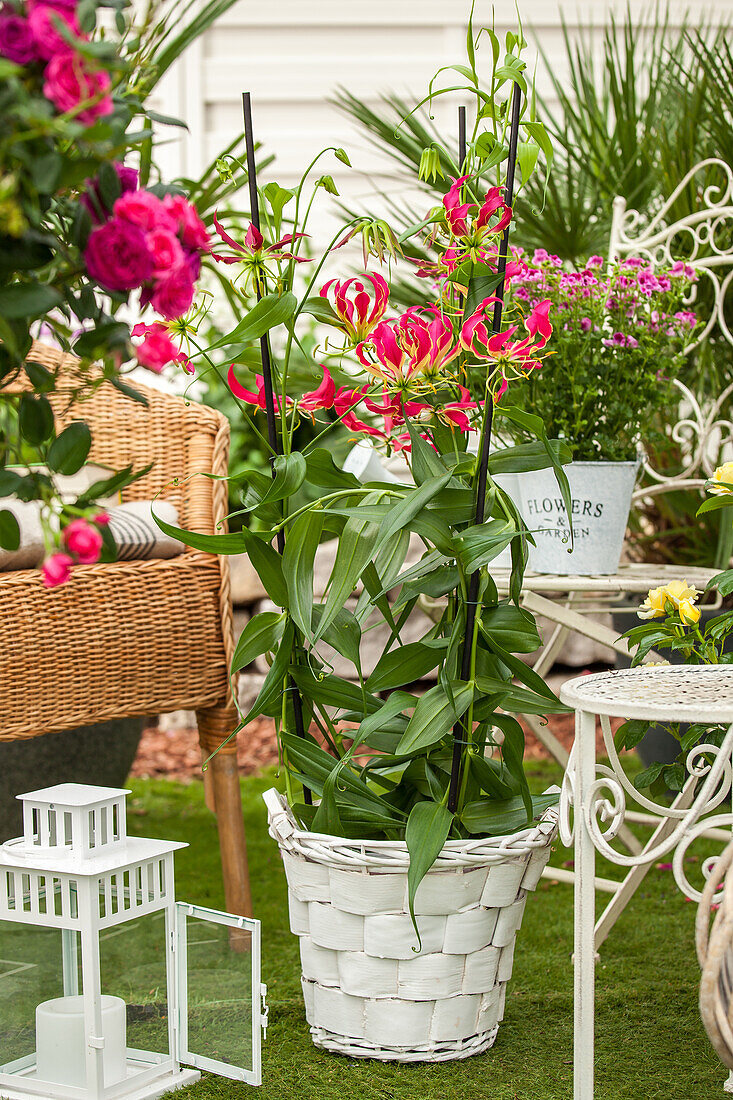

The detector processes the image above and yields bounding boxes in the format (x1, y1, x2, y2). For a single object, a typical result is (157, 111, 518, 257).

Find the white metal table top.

(560, 665, 733, 723)
(492, 562, 717, 595)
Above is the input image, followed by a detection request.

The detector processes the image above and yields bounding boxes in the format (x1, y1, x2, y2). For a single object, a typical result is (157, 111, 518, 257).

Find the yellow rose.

(637, 579, 700, 621)
(663, 579, 700, 607)
(638, 586, 668, 619)
(678, 598, 701, 625)
(708, 462, 733, 496)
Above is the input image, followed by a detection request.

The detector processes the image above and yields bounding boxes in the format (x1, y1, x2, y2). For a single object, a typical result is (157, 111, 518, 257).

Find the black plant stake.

(447, 82, 523, 814)
(242, 91, 311, 803)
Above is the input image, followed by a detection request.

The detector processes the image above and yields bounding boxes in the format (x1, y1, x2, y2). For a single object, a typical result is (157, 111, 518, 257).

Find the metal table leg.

(574, 708, 597, 1100)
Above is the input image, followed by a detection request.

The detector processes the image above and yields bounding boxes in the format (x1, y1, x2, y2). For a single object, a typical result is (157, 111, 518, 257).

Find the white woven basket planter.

(264, 788, 558, 1062)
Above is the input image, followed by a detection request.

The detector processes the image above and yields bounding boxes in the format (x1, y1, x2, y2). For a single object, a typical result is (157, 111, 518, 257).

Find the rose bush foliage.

(0, 0, 213, 580)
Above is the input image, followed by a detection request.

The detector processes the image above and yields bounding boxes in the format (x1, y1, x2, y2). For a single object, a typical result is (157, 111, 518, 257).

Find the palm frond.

(334, 7, 723, 267)
(683, 28, 733, 169)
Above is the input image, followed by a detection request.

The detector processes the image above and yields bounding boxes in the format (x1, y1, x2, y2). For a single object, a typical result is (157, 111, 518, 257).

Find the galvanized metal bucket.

(518, 460, 639, 575)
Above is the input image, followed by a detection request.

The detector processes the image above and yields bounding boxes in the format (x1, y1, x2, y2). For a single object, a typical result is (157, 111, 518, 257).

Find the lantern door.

(174, 902, 266, 1085)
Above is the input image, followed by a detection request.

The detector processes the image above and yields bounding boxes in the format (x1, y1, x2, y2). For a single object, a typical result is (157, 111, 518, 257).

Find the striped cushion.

(105, 501, 182, 561)
(0, 500, 183, 570)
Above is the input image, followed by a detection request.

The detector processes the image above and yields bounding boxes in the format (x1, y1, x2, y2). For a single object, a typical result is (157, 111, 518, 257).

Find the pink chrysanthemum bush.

(505, 251, 700, 461)
(164, 19, 575, 902)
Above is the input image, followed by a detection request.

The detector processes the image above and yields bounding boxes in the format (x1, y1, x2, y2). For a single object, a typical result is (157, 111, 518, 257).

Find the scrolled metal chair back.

(609, 158, 733, 489)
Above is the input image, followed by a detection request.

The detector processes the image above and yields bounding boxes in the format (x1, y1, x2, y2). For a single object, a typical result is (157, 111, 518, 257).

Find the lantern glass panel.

(99, 911, 171, 1058)
(0, 919, 68, 1074)
(176, 904, 261, 1084)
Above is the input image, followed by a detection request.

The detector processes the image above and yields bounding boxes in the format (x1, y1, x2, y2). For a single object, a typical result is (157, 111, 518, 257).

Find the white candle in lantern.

(36, 995, 127, 1088)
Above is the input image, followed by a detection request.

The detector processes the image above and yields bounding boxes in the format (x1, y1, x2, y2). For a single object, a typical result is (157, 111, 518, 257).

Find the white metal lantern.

(0, 783, 267, 1098)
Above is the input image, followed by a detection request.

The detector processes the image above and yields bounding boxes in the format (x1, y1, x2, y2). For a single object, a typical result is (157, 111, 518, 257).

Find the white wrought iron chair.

(611, 156, 733, 505)
(506, 158, 733, 948)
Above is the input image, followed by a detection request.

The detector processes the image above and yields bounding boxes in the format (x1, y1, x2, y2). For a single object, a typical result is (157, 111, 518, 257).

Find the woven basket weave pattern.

(0, 342, 237, 750)
(266, 789, 558, 1061)
(697, 841, 733, 1072)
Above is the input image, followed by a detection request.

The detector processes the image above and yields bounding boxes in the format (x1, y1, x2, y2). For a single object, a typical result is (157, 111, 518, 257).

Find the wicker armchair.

(697, 842, 733, 1074)
(0, 341, 251, 917)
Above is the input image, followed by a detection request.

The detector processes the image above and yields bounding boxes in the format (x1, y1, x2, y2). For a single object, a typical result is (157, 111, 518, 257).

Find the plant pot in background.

(518, 461, 639, 575)
(0, 718, 144, 841)
(343, 439, 411, 485)
(265, 789, 558, 1063)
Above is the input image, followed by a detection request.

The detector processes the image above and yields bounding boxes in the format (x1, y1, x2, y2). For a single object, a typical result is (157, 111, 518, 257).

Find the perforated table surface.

(560, 664, 733, 724)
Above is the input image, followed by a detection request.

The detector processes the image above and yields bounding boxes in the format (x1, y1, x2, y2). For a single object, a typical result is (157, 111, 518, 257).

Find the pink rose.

(113, 163, 139, 195)
(28, 4, 81, 60)
(185, 250, 201, 282)
(85, 217, 154, 291)
(81, 161, 138, 222)
(28, 0, 77, 12)
(43, 52, 113, 124)
(132, 321, 192, 374)
(145, 227, 184, 274)
(151, 265, 195, 320)
(63, 518, 102, 564)
(114, 190, 176, 234)
(41, 552, 73, 588)
(94, 511, 110, 525)
(162, 194, 210, 250)
(0, 13, 39, 63)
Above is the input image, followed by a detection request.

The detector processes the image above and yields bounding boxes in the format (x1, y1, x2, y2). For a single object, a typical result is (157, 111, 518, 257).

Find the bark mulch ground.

(130, 711, 612, 782)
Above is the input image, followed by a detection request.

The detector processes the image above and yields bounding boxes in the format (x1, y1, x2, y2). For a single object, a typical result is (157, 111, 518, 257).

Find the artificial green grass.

(120, 765, 721, 1100)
